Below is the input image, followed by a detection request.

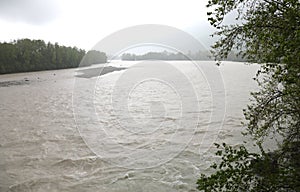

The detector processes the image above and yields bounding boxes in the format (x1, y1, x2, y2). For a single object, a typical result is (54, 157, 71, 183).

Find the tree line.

(122, 51, 188, 60)
(121, 50, 245, 61)
(0, 39, 107, 74)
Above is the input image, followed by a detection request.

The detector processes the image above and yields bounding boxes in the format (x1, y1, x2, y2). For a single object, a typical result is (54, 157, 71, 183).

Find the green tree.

(197, 0, 300, 191)
(81, 50, 107, 66)
(0, 39, 88, 74)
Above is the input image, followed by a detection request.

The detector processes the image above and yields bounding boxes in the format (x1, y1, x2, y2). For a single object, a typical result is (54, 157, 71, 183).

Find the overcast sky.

(0, 0, 216, 51)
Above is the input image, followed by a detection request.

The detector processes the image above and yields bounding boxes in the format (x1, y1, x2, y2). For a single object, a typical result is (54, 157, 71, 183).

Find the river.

(0, 60, 259, 192)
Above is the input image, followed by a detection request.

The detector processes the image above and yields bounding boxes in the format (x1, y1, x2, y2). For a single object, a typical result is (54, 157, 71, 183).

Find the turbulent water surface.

(0, 61, 259, 192)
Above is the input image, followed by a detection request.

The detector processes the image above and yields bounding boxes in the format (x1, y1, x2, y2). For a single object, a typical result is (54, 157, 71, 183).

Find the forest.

(122, 51, 188, 61)
(121, 50, 245, 61)
(0, 39, 107, 74)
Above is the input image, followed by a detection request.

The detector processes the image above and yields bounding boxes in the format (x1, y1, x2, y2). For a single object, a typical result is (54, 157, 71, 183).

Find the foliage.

(197, 143, 260, 192)
(121, 50, 245, 61)
(197, 142, 300, 192)
(122, 51, 188, 61)
(0, 39, 107, 74)
(81, 50, 107, 66)
(197, 0, 300, 191)
(207, 0, 300, 64)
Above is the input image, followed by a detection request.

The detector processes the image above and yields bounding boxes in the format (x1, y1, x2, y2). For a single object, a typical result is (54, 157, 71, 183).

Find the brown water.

(0, 61, 259, 192)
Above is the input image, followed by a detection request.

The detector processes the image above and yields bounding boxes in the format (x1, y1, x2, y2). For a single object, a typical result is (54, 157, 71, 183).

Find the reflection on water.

(0, 61, 259, 191)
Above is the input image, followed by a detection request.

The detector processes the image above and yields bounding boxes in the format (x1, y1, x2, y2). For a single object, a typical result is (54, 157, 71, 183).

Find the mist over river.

(0, 61, 259, 192)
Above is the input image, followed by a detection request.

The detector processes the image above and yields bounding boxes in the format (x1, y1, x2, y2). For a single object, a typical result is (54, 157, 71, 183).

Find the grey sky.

(0, 0, 217, 50)
(0, 0, 60, 25)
